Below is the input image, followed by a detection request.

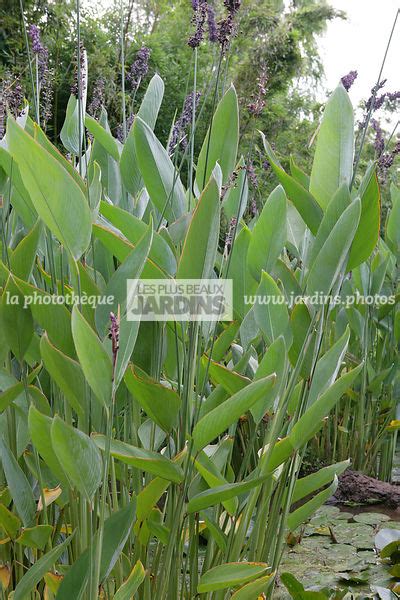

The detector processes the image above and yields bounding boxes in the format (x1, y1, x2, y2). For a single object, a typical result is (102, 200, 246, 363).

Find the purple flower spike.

(168, 91, 201, 154)
(127, 47, 151, 90)
(341, 70, 358, 92)
(207, 4, 218, 42)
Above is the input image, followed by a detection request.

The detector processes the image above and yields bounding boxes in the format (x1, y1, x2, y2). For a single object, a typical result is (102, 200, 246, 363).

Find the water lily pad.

(354, 512, 391, 525)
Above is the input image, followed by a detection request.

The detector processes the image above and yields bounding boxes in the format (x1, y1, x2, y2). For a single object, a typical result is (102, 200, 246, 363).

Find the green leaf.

(188, 475, 268, 513)
(57, 501, 136, 599)
(307, 327, 350, 407)
(252, 336, 287, 423)
(347, 164, 380, 269)
(1, 275, 33, 361)
(253, 271, 291, 346)
(114, 561, 146, 600)
(192, 374, 276, 451)
(10, 219, 42, 280)
(292, 460, 350, 504)
(85, 115, 120, 161)
(120, 74, 164, 196)
(229, 226, 258, 319)
(92, 223, 167, 279)
(93, 435, 184, 483)
(16, 524, 52, 550)
(198, 562, 269, 593)
(51, 416, 102, 502)
(100, 499, 137, 580)
(310, 84, 354, 210)
(0, 439, 36, 527)
(71, 305, 112, 407)
(196, 85, 239, 191)
(287, 476, 338, 531)
(124, 365, 181, 432)
(133, 116, 186, 221)
(40, 334, 85, 417)
(247, 185, 287, 281)
(14, 534, 74, 600)
(28, 406, 68, 486)
(387, 184, 400, 252)
(0, 503, 21, 538)
(7, 116, 91, 260)
(306, 199, 361, 298)
(0, 146, 37, 227)
(290, 363, 363, 449)
(95, 220, 153, 336)
(60, 50, 87, 154)
(290, 156, 310, 189)
(14, 277, 75, 357)
(307, 183, 351, 270)
(260, 133, 322, 235)
(177, 175, 220, 280)
(100, 201, 176, 275)
(208, 362, 250, 396)
(231, 574, 274, 599)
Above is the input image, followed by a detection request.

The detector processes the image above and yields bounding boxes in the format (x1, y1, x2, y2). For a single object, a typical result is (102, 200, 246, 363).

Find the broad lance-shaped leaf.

(95, 220, 153, 335)
(125, 365, 181, 432)
(28, 406, 69, 487)
(51, 416, 102, 502)
(307, 183, 351, 270)
(7, 116, 91, 260)
(85, 115, 120, 161)
(40, 333, 85, 417)
(56, 500, 136, 600)
(310, 83, 354, 210)
(228, 226, 258, 319)
(177, 174, 220, 280)
(92, 222, 166, 279)
(133, 116, 185, 222)
(287, 476, 338, 531)
(72, 305, 112, 407)
(307, 327, 350, 407)
(93, 435, 184, 483)
(387, 183, 400, 252)
(187, 475, 268, 513)
(260, 132, 322, 235)
(247, 185, 287, 281)
(1, 275, 33, 361)
(60, 50, 87, 154)
(253, 271, 292, 347)
(89, 108, 122, 203)
(14, 277, 75, 357)
(16, 524, 53, 550)
(120, 74, 164, 196)
(347, 163, 380, 269)
(198, 562, 269, 593)
(100, 201, 176, 275)
(231, 575, 274, 599)
(252, 336, 287, 423)
(0, 503, 21, 538)
(290, 363, 363, 449)
(14, 534, 74, 600)
(0, 439, 36, 527)
(192, 374, 276, 451)
(196, 85, 239, 192)
(10, 219, 42, 280)
(291, 459, 350, 504)
(306, 198, 361, 298)
(114, 561, 146, 600)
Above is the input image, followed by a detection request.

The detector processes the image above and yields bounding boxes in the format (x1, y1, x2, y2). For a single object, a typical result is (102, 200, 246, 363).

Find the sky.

(318, 0, 400, 112)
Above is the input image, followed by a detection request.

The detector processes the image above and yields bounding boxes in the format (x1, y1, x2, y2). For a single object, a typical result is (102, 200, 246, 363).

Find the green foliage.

(0, 6, 398, 598)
